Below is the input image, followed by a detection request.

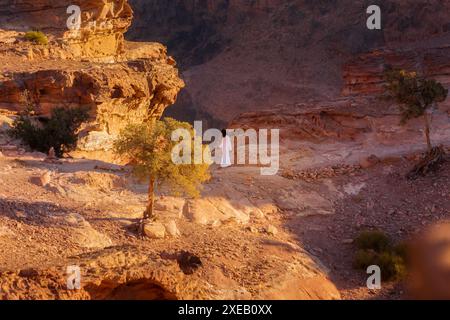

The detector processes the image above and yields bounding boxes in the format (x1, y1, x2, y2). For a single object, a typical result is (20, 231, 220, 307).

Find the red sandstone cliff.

(0, 0, 184, 160)
(128, 0, 450, 125)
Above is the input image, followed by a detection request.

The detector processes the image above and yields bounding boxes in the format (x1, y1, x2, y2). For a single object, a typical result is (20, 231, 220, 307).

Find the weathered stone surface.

(184, 198, 250, 226)
(231, 95, 450, 163)
(0, 1, 184, 162)
(0, 247, 196, 300)
(143, 222, 166, 239)
(30, 171, 52, 187)
(343, 46, 450, 105)
(253, 200, 278, 216)
(128, 0, 450, 124)
(0, 245, 340, 300)
(264, 225, 278, 236)
(164, 220, 181, 238)
(359, 155, 380, 169)
(154, 196, 185, 219)
(275, 190, 334, 217)
(0, 0, 133, 61)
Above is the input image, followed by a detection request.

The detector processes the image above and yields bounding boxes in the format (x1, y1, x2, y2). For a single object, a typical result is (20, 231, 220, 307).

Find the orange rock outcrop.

(0, 0, 184, 161)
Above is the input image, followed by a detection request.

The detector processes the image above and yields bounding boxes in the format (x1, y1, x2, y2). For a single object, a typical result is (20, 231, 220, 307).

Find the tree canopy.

(384, 68, 448, 124)
(114, 117, 210, 199)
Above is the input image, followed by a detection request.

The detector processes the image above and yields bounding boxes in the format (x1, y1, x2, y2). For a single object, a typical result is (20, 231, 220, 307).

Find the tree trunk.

(423, 112, 432, 152)
(143, 176, 156, 221)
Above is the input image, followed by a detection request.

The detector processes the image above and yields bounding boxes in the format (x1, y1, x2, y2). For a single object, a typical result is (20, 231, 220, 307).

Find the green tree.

(384, 68, 448, 152)
(114, 118, 210, 227)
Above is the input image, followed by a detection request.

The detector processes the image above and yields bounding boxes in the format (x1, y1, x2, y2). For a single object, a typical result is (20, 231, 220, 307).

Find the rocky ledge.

(0, 245, 340, 300)
(0, 0, 184, 161)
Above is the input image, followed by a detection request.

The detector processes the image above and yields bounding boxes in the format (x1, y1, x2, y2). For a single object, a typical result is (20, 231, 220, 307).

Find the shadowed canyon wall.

(127, 0, 450, 126)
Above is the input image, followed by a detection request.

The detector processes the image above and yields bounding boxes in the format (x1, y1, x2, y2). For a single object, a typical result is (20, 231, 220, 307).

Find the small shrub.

(10, 106, 90, 157)
(393, 242, 409, 261)
(353, 249, 378, 269)
(24, 31, 48, 45)
(353, 231, 408, 281)
(354, 249, 407, 281)
(376, 252, 407, 281)
(354, 230, 391, 252)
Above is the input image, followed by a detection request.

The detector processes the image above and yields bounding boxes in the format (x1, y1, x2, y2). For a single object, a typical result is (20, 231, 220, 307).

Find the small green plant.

(354, 230, 391, 252)
(353, 230, 408, 281)
(392, 242, 409, 261)
(24, 31, 48, 45)
(10, 106, 90, 157)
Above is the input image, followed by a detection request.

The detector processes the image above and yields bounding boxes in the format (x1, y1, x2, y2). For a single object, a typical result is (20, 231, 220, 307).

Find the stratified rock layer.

(0, 0, 133, 60)
(231, 35, 450, 157)
(343, 45, 450, 105)
(128, 0, 450, 124)
(0, 245, 340, 300)
(0, 0, 184, 161)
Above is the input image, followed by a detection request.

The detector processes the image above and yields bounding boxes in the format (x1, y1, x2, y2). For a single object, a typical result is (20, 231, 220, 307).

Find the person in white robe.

(220, 129, 232, 168)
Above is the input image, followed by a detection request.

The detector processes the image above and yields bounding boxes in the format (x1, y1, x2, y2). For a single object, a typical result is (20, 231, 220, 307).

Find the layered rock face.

(343, 46, 450, 104)
(231, 40, 450, 159)
(217, 1, 450, 160)
(232, 97, 450, 150)
(0, 0, 133, 60)
(0, 245, 340, 300)
(0, 0, 184, 160)
(128, 0, 450, 125)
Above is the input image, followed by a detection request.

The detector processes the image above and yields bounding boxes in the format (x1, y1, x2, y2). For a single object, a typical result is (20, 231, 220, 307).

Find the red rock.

(0, 1, 184, 163)
(360, 155, 380, 169)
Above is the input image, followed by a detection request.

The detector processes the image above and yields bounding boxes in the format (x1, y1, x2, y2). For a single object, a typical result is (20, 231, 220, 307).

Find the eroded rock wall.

(343, 46, 450, 104)
(0, 0, 184, 161)
(128, 0, 450, 124)
(0, 0, 133, 60)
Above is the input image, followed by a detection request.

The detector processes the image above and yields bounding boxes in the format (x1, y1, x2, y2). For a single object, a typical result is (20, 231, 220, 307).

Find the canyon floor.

(0, 131, 448, 300)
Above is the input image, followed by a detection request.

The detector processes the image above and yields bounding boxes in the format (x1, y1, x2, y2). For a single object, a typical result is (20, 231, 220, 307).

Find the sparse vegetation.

(10, 106, 90, 157)
(384, 67, 448, 178)
(384, 68, 448, 150)
(24, 31, 49, 45)
(114, 118, 210, 232)
(354, 230, 391, 252)
(353, 230, 408, 281)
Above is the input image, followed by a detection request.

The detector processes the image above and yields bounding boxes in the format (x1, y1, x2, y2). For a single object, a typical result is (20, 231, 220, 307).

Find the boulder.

(30, 171, 51, 187)
(154, 197, 185, 219)
(264, 225, 278, 236)
(164, 220, 181, 237)
(143, 222, 166, 239)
